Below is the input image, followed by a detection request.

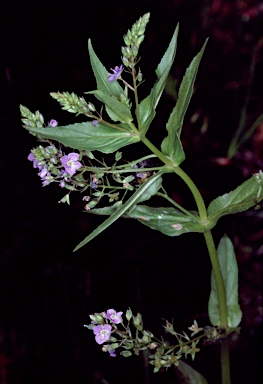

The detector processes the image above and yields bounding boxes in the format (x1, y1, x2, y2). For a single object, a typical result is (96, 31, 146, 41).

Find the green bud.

(122, 46, 132, 58)
(120, 351, 132, 358)
(123, 34, 131, 46)
(115, 151, 122, 161)
(125, 308, 133, 321)
(133, 313, 143, 329)
(137, 69, 143, 82)
(122, 56, 130, 67)
(86, 150, 95, 159)
(131, 46, 138, 57)
(87, 102, 96, 111)
(84, 200, 98, 210)
(142, 334, 150, 344)
(74, 181, 86, 187)
(122, 175, 134, 183)
(36, 160, 46, 166)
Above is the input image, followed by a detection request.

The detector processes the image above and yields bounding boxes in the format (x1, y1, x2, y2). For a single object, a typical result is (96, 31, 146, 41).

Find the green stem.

(140, 136, 174, 168)
(203, 231, 228, 329)
(140, 136, 229, 329)
(173, 167, 208, 222)
(83, 166, 166, 174)
(131, 66, 142, 131)
(221, 340, 231, 384)
(156, 192, 198, 221)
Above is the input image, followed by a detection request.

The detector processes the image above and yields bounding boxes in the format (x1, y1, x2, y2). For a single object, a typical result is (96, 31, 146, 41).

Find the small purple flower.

(28, 152, 41, 169)
(109, 350, 116, 357)
(108, 65, 123, 82)
(106, 309, 123, 324)
(90, 181, 98, 189)
(38, 167, 49, 179)
(92, 120, 98, 126)
(60, 153, 82, 176)
(93, 324, 112, 345)
(48, 119, 58, 127)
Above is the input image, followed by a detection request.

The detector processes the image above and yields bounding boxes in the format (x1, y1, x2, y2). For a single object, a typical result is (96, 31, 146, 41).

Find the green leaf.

(139, 25, 179, 136)
(88, 39, 123, 97)
(207, 172, 263, 224)
(90, 90, 133, 124)
(161, 39, 208, 165)
(177, 360, 208, 384)
(73, 172, 164, 251)
(138, 95, 156, 136)
(208, 235, 242, 328)
(86, 205, 119, 216)
(125, 205, 203, 236)
(22, 121, 139, 154)
(161, 131, 185, 167)
(136, 175, 163, 203)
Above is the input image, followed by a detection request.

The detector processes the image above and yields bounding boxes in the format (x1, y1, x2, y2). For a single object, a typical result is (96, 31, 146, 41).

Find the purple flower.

(38, 167, 49, 179)
(28, 152, 41, 169)
(60, 153, 82, 176)
(90, 181, 98, 189)
(108, 65, 123, 82)
(48, 119, 58, 127)
(92, 120, 98, 126)
(106, 309, 123, 324)
(93, 324, 112, 345)
(109, 350, 116, 357)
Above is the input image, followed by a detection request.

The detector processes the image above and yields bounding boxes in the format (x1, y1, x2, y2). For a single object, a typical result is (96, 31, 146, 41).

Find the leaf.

(73, 172, 164, 251)
(90, 90, 133, 124)
(125, 205, 203, 236)
(207, 173, 263, 224)
(22, 121, 139, 154)
(139, 25, 179, 136)
(176, 360, 208, 384)
(161, 39, 208, 165)
(88, 39, 123, 97)
(208, 235, 242, 328)
(136, 175, 163, 203)
(86, 205, 119, 216)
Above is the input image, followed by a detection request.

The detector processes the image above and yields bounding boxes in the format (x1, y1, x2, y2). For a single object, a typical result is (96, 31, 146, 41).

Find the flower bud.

(133, 313, 142, 328)
(89, 313, 104, 324)
(87, 103, 96, 111)
(125, 308, 133, 321)
(137, 69, 143, 82)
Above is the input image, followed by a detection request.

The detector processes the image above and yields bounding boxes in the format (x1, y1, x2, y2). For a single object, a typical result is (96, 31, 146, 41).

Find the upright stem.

(203, 231, 228, 329)
(141, 138, 229, 324)
(140, 136, 231, 382)
(221, 340, 231, 384)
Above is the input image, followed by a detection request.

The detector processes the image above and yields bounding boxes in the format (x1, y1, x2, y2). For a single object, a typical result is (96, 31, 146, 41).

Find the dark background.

(0, 0, 262, 383)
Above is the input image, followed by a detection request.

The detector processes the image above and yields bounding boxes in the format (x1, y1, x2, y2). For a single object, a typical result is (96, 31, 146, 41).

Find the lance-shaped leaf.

(207, 172, 263, 224)
(90, 90, 133, 124)
(139, 24, 179, 135)
(23, 121, 139, 154)
(88, 39, 123, 97)
(86, 177, 163, 217)
(73, 171, 164, 251)
(161, 39, 208, 165)
(177, 360, 208, 384)
(136, 175, 163, 203)
(208, 235, 242, 328)
(125, 205, 203, 236)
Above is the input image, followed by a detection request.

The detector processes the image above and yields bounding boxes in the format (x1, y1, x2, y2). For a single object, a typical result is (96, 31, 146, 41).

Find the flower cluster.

(27, 145, 84, 190)
(27, 139, 143, 209)
(122, 13, 150, 68)
(84, 308, 206, 372)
